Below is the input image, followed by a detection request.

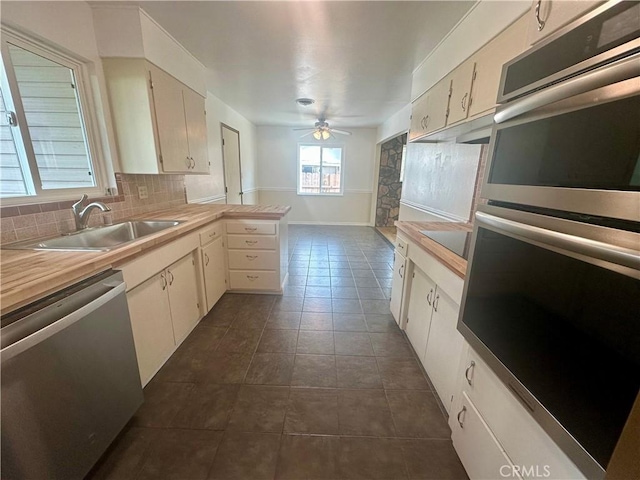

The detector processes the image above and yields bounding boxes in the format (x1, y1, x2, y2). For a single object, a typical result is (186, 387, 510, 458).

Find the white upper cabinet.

(182, 87, 209, 174)
(446, 59, 476, 126)
(468, 15, 528, 118)
(103, 58, 208, 175)
(409, 78, 451, 141)
(526, 0, 603, 45)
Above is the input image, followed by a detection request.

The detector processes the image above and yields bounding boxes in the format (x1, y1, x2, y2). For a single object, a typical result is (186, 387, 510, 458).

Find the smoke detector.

(296, 98, 315, 107)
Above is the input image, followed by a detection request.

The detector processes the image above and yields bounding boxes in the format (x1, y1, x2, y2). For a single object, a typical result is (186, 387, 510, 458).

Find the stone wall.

(375, 133, 406, 227)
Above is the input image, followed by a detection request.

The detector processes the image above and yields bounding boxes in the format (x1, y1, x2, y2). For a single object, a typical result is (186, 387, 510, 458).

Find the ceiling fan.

(294, 119, 352, 140)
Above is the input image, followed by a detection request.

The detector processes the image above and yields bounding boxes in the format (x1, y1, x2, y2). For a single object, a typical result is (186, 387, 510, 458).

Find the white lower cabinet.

(404, 261, 464, 414)
(126, 251, 200, 385)
(389, 249, 407, 324)
(405, 266, 436, 360)
(452, 392, 522, 480)
(127, 273, 175, 387)
(453, 347, 585, 480)
(166, 253, 201, 345)
(423, 287, 465, 413)
(201, 236, 227, 312)
(226, 220, 285, 293)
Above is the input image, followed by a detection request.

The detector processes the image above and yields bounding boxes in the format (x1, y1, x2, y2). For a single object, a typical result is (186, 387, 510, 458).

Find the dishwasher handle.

(1, 281, 126, 363)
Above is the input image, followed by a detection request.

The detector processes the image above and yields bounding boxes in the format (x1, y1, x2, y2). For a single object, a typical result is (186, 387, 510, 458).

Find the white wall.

(411, 1, 529, 100)
(185, 93, 258, 204)
(257, 126, 377, 225)
(376, 104, 411, 144)
(1, 0, 119, 187)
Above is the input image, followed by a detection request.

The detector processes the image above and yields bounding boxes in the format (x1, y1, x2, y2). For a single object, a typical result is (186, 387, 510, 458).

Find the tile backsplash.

(0, 173, 186, 244)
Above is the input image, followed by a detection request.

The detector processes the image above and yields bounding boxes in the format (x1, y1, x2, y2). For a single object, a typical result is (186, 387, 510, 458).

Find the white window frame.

(297, 143, 345, 196)
(0, 27, 108, 205)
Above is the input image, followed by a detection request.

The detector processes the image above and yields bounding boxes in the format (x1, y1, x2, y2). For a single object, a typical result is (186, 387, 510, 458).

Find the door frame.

(220, 122, 244, 205)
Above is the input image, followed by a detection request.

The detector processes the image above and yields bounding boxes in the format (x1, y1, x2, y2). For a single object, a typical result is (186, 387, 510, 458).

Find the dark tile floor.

(89, 225, 468, 480)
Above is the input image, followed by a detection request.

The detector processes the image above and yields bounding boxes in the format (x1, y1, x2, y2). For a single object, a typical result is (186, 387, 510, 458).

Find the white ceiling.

(127, 1, 475, 128)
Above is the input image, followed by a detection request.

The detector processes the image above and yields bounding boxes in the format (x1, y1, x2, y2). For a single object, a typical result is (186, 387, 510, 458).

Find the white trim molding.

(400, 198, 468, 223)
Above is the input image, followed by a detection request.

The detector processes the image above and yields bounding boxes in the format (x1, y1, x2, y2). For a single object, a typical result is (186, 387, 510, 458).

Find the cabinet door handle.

(247, 275, 259, 281)
(535, 0, 545, 31)
(244, 227, 257, 232)
(190, 157, 196, 169)
(245, 240, 258, 245)
(246, 255, 258, 260)
(186, 156, 191, 168)
(427, 288, 434, 306)
(160, 272, 167, 290)
(433, 293, 440, 312)
(465, 361, 476, 386)
(209, 232, 216, 238)
(457, 406, 467, 428)
(167, 270, 174, 285)
(204, 253, 210, 266)
(398, 264, 404, 278)
(461, 93, 468, 111)
(421, 115, 430, 130)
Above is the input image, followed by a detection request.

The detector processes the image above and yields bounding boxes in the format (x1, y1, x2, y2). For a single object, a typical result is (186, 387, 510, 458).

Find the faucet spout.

(71, 194, 111, 231)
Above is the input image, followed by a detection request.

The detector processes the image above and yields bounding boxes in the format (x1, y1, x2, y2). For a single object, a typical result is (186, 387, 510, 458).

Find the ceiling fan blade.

(292, 127, 314, 131)
(299, 130, 316, 138)
(331, 129, 352, 136)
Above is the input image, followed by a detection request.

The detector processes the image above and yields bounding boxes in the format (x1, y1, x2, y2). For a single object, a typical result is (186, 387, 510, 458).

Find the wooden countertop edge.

(0, 204, 291, 314)
(395, 220, 472, 278)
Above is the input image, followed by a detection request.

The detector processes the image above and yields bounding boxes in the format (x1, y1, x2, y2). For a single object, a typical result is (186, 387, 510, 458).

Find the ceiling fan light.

(321, 130, 331, 140)
(313, 130, 322, 140)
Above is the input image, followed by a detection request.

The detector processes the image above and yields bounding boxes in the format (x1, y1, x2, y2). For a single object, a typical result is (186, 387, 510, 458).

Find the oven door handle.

(494, 53, 640, 124)
(476, 212, 640, 271)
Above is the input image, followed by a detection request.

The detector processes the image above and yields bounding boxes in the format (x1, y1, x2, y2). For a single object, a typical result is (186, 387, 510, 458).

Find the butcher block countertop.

(0, 204, 290, 315)
(395, 221, 473, 278)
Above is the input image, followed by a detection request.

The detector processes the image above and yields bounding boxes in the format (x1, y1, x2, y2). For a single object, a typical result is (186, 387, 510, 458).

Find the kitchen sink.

(3, 220, 183, 252)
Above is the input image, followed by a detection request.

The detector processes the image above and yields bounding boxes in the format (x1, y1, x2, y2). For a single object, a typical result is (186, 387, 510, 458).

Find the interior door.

(221, 124, 243, 204)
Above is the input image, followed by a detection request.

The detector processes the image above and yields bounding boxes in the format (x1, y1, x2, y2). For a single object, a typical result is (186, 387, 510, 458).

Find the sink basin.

(4, 220, 183, 252)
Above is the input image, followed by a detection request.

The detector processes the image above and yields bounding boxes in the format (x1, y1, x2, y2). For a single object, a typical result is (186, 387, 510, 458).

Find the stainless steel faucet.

(71, 194, 111, 231)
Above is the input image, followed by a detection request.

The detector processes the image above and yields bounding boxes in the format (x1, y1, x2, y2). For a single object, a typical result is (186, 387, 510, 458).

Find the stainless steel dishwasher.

(1, 270, 143, 480)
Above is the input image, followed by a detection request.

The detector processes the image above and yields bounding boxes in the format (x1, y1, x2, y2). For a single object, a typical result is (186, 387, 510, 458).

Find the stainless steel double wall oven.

(458, 2, 640, 478)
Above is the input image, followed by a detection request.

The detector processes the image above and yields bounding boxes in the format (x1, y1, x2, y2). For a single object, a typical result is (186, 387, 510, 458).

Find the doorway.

(221, 124, 243, 204)
(375, 133, 406, 243)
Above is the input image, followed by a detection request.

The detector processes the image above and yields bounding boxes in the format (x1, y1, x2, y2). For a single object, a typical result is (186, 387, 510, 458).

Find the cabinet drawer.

(199, 223, 222, 246)
(229, 270, 279, 290)
(227, 234, 276, 250)
(452, 392, 521, 480)
(226, 221, 276, 235)
(228, 250, 278, 270)
(395, 238, 408, 257)
(461, 349, 584, 479)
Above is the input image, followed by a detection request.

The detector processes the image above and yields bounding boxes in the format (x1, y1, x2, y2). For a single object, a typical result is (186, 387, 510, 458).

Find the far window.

(298, 144, 343, 195)
(0, 30, 102, 200)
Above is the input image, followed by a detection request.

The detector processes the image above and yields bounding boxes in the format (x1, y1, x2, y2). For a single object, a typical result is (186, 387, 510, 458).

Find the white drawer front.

(396, 238, 408, 256)
(228, 250, 278, 270)
(226, 221, 276, 235)
(229, 270, 279, 290)
(227, 234, 276, 250)
(452, 392, 521, 480)
(199, 223, 222, 246)
(462, 350, 584, 479)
